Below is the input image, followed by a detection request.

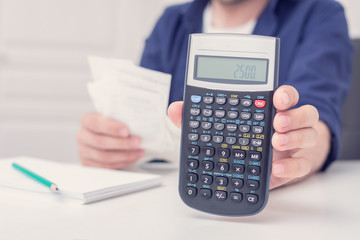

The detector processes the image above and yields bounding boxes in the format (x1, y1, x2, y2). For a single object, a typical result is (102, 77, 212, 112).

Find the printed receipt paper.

(87, 57, 180, 164)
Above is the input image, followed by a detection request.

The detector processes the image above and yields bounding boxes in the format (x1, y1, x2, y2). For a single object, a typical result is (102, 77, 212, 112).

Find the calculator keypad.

(180, 86, 274, 215)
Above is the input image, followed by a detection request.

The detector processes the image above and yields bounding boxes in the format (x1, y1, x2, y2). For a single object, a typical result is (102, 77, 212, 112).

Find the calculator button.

(188, 145, 200, 156)
(217, 163, 230, 173)
(190, 108, 200, 116)
(231, 178, 244, 188)
(199, 189, 212, 199)
(227, 111, 239, 119)
(201, 122, 212, 130)
(225, 137, 237, 145)
(202, 161, 214, 171)
(254, 113, 265, 121)
(189, 121, 200, 129)
(215, 191, 227, 200)
(203, 147, 215, 157)
(186, 173, 198, 183)
(202, 109, 213, 117)
(232, 164, 245, 174)
(252, 126, 264, 134)
(251, 139, 263, 147)
(226, 124, 237, 132)
(214, 123, 225, 130)
(248, 166, 261, 176)
(254, 99, 266, 108)
(187, 159, 199, 169)
(203, 96, 214, 104)
(240, 112, 252, 120)
(188, 133, 199, 141)
(215, 97, 227, 105)
(229, 98, 239, 106)
(191, 95, 202, 103)
(185, 187, 197, 197)
(230, 192, 243, 203)
(213, 136, 224, 143)
(241, 99, 252, 107)
(218, 148, 230, 158)
(246, 194, 258, 204)
(200, 135, 211, 142)
(215, 110, 226, 118)
(239, 125, 250, 133)
(249, 151, 262, 161)
(201, 175, 213, 185)
(239, 138, 250, 146)
(233, 150, 246, 159)
(247, 180, 259, 190)
(216, 177, 228, 186)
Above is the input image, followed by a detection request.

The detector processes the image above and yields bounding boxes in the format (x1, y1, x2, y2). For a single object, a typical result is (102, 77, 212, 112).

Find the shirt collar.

(184, 0, 281, 35)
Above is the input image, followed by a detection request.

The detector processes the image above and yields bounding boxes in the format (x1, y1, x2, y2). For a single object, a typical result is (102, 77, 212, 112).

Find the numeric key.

(186, 173, 198, 183)
(202, 161, 214, 171)
(203, 147, 215, 157)
(201, 175, 213, 185)
(217, 163, 229, 173)
(187, 160, 199, 169)
(188, 145, 200, 156)
(218, 148, 230, 158)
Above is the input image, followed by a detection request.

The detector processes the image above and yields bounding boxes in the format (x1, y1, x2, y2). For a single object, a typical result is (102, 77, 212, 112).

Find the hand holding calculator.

(179, 34, 279, 216)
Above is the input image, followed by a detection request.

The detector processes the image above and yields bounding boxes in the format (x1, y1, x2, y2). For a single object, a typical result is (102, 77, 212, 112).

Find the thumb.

(168, 101, 183, 128)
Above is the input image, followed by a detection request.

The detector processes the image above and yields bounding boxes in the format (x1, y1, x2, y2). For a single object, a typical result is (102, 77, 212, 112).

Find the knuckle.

(77, 145, 88, 158)
(92, 135, 104, 147)
(97, 151, 113, 162)
(304, 105, 319, 122)
(299, 157, 312, 175)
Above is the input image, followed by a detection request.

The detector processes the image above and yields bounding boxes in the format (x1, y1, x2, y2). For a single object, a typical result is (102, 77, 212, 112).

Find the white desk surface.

(0, 160, 359, 240)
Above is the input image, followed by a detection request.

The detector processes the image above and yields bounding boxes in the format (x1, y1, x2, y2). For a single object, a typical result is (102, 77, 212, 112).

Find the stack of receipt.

(87, 57, 180, 165)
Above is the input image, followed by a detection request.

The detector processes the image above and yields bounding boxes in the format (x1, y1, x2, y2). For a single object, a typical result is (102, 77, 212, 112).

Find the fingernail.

(273, 163, 285, 175)
(278, 115, 290, 129)
(118, 128, 129, 137)
(280, 92, 290, 106)
(277, 134, 289, 146)
(130, 138, 141, 148)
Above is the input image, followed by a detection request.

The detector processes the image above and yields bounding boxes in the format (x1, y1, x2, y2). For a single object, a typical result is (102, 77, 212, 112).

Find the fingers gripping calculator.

(179, 34, 279, 216)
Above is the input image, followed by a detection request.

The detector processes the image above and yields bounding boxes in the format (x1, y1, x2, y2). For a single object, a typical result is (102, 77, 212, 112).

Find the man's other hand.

(77, 113, 144, 169)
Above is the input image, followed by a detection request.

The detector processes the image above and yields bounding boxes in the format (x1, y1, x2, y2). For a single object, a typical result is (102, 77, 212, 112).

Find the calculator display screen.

(195, 55, 268, 84)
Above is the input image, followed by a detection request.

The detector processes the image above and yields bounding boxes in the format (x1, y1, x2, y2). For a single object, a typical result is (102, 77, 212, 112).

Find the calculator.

(179, 34, 279, 216)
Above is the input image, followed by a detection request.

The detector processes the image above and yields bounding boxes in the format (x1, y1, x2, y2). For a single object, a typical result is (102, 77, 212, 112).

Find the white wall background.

(0, 0, 358, 164)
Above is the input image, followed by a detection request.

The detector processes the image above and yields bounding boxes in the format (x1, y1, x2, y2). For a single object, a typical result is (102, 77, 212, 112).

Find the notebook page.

(0, 157, 162, 196)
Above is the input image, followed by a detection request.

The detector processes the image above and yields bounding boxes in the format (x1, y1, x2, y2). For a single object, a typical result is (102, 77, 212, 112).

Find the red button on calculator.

(254, 100, 266, 108)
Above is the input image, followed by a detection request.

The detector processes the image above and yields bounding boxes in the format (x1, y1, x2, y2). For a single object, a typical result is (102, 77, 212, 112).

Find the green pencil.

(12, 163, 59, 192)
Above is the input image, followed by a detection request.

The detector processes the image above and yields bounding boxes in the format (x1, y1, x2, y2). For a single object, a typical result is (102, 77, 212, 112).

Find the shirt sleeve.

(284, 1, 353, 170)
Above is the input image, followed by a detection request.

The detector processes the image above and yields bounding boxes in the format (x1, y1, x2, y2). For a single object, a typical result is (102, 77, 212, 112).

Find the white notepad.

(0, 156, 163, 204)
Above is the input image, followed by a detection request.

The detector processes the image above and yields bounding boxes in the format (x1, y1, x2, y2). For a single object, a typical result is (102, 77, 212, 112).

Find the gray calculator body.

(179, 34, 279, 216)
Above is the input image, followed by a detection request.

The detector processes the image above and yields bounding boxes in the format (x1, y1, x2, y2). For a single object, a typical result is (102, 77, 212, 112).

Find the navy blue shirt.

(140, 0, 352, 170)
